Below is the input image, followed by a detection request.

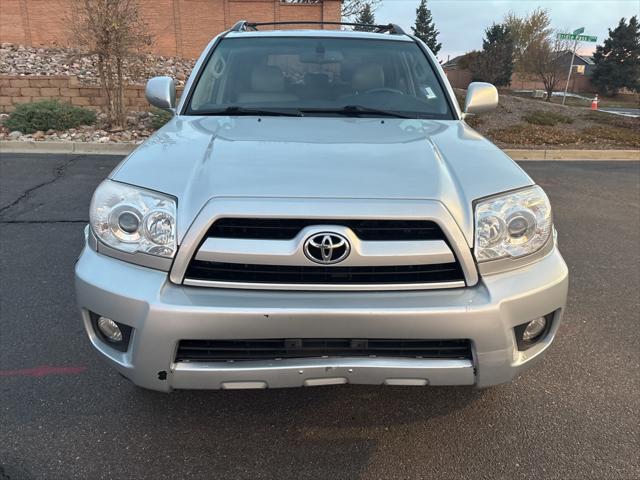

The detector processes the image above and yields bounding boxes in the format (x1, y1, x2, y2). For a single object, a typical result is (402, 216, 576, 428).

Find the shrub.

(150, 108, 173, 130)
(523, 110, 574, 126)
(5, 100, 96, 134)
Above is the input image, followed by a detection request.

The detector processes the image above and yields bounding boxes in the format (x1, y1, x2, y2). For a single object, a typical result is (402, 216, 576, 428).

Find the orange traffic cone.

(591, 94, 599, 110)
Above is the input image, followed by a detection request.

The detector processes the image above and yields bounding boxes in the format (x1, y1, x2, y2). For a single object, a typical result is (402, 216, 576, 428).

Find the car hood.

(112, 116, 533, 243)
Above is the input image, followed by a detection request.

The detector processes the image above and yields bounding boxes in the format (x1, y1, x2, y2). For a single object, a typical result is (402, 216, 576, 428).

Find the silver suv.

(75, 21, 568, 391)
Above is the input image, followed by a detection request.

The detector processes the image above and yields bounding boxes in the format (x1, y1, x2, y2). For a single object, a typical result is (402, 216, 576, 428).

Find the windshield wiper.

(196, 106, 304, 117)
(301, 105, 414, 119)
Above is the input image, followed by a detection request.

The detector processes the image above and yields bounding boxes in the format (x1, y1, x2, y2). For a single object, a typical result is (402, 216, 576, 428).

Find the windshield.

(186, 37, 454, 119)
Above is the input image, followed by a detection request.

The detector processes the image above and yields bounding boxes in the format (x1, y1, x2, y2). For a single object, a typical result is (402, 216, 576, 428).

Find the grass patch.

(524, 110, 574, 126)
(488, 124, 580, 145)
(581, 126, 640, 148)
(581, 111, 640, 129)
(464, 115, 484, 128)
(488, 123, 640, 148)
(5, 100, 96, 134)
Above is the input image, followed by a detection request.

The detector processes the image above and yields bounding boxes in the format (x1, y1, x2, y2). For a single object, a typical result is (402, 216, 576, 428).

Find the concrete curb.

(504, 149, 639, 161)
(0, 141, 137, 155)
(0, 141, 638, 160)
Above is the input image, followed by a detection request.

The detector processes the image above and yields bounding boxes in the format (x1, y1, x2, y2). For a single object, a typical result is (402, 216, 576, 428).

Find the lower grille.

(176, 339, 472, 362)
(185, 261, 465, 285)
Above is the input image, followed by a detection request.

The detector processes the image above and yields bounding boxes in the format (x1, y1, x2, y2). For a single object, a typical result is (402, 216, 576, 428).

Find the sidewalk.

(0, 140, 638, 160)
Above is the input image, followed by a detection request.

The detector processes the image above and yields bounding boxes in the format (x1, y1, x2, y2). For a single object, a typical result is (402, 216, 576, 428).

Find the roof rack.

(229, 20, 406, 35)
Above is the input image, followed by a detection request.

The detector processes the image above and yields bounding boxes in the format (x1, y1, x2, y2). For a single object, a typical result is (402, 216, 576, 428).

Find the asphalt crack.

(0, 220, 88, 224)
(0, 154, 85, 218)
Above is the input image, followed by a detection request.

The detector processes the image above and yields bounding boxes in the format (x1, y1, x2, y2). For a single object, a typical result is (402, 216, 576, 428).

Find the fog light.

(97, 316, 123, 343)
(522, 316, 547, 342)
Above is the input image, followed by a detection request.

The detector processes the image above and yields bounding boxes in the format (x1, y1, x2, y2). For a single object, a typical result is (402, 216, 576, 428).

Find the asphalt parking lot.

(1, 154, 638, 480)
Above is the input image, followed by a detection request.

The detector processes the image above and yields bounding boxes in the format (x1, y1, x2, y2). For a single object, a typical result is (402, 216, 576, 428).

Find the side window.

(405, 49, 448, 113)
(191, 49, 229, 110)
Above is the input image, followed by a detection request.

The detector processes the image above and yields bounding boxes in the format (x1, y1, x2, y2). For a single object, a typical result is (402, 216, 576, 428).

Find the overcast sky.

(374, 0, 639, 61)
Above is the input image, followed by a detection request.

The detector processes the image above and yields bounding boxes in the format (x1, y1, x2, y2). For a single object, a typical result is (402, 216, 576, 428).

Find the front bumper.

(75, 243, 568, 392)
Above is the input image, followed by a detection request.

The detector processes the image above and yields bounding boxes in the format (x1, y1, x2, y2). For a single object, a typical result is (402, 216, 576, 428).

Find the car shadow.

(115, 383, 491, 479)
(130, 382, 489, 428)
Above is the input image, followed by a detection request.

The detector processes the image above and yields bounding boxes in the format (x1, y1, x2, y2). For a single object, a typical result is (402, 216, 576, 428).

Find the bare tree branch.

(67, 0, 152, 129)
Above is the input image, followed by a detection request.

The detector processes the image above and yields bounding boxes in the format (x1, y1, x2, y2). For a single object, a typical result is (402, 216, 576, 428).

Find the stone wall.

(0, 75, 184, 113)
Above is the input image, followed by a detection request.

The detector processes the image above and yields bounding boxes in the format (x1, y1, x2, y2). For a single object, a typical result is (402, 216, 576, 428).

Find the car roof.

(225, 29, 413, 42)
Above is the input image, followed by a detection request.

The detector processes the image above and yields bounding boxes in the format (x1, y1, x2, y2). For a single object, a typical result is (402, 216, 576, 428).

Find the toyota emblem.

(304, 232, 350, 265)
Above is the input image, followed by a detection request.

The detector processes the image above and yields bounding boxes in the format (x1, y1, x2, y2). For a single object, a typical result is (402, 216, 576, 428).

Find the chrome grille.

(184, 217, 467, 289)
(206, 218, 447, 241)
(185, 261, 464, 284)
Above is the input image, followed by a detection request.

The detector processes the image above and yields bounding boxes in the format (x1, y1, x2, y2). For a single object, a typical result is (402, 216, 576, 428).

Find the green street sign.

(558, 33, 597, 42)
(573, 27, 585, 35)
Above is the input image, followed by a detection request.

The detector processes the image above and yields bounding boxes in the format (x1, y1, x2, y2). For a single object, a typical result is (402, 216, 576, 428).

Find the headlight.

(474, 186, 552, 262)
(90, 180, 177, 258)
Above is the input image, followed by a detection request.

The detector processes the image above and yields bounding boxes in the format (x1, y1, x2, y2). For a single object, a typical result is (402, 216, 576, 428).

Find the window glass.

(187, 37, 453, 119)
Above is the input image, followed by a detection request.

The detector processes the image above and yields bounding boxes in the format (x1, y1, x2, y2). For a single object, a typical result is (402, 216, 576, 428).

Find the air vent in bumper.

(175, 338, 473, 362)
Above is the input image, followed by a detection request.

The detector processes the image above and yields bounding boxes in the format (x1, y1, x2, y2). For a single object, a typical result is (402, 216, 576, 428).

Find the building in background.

(443, 50, 596, 93)
(0, 0, 342, 58)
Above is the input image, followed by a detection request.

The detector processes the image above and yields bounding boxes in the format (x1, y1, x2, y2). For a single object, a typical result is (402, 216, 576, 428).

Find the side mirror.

(464, 82, 498, 115)
(145, 76, 176, 112)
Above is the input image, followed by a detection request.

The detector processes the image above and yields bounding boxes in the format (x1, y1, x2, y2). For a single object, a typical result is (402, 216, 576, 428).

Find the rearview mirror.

(145, 76, 176, 112)
(464, 82, 498, 115)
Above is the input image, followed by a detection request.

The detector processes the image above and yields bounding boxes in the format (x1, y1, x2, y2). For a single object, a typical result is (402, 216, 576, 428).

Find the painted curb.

(0, 141, 638, 160)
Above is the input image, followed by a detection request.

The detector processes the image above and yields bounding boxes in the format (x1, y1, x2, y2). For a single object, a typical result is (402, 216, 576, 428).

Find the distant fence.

(444, 68, 596, 94)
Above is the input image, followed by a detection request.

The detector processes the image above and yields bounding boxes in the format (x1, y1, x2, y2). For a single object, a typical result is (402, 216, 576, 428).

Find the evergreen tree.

(591, 16, 640, 95)
(354, 3, 376, 32)
(470, 23, 514, 86)
(412, 0, 441, 55)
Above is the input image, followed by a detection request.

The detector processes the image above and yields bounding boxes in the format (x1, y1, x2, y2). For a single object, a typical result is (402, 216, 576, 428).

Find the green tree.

(342, 0, 380, 22)
(412, 0, 441, 55)
(470, 23, 515, 86)
(591, 16, 640, 95)
(354, 3, 376, 31)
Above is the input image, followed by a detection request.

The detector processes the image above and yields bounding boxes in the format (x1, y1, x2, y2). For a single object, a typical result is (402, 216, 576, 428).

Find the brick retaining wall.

(0, 75, 185, 113)
(0, 0, 342, 59)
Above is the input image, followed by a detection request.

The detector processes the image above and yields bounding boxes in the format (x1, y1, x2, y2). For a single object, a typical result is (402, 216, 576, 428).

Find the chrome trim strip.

(172, 357, 475, 389)
(182, 278, 466, 291)
(170, 197, 479, 288)
(195, 224, 455, 267)
(96, 238, 173, 271)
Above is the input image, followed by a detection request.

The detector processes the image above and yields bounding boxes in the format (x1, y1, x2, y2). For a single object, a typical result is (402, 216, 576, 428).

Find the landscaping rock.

(0, 43, 194, 86)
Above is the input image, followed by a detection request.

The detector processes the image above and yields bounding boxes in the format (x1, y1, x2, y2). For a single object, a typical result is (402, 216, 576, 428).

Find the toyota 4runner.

(75, 21, 569, 391)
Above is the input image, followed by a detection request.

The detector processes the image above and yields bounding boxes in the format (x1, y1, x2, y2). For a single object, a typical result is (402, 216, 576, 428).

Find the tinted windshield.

(186, 37, 453, 119)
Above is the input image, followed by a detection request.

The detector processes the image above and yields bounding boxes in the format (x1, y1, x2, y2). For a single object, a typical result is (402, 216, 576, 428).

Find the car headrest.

(304, 73, 329, 88)
(352, 63, 385, 92)
(251, 65, 285, 93)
